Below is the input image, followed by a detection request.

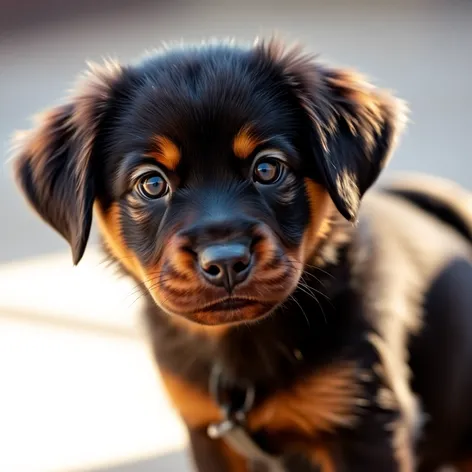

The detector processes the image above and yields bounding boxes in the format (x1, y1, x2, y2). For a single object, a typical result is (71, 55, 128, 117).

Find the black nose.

(198, 242, 253, 293)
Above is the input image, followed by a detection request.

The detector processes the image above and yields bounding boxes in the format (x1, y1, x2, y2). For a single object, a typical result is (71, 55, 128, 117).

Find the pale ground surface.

(0, 0, 470, 470)
(0, 249, 190, 471)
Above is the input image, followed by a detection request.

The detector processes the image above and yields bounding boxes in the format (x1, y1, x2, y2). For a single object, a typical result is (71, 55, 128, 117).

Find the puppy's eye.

(253, 159, 283, 185)
(136, 173, 169, 199)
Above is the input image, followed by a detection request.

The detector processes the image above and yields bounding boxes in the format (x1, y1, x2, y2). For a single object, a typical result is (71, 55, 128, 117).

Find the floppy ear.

(259, 39, 407, 221)
(12, 60, 123, 264)
(305, 66, 407, 221)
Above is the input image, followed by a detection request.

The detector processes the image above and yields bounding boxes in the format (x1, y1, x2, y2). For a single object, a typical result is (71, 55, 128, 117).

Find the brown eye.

(253, 160, 283, 185)
(136, 173, 169, 199)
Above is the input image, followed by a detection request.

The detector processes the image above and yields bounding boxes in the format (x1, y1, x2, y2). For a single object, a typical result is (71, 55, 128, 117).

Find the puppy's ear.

(259, 39, 407, 221)
(12, 60, 123, 264)
(305, 66, 407, 221)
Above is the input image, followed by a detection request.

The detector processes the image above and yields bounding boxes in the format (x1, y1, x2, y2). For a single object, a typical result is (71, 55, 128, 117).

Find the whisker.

(275, 260, 330, 291)
(289, 294, 311, 329)
(299, 270, 329, 289)
(299, 275, 331, 301)
(295, 283, 328, 325)
(125, 275, 175, 301)
(304, 263, 335, 279)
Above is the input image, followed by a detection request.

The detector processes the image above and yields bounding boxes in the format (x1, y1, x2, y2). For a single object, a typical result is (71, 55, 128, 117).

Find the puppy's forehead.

(118, 46, 300, 164)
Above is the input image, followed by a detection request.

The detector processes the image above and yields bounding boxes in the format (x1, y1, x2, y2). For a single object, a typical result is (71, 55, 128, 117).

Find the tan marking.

(233, 125, 260, 159)
(148, 135, 181, 170)
(161, 234, 198, 283)
(252, 225, 281, 266)
(160, 362, 362, 439)
(94, 203, 144, 280)
(159, 369, 222, 428)
(249, 362, 362, 436)
(309, 446, 336, 472)
(301, 179, 335, 263)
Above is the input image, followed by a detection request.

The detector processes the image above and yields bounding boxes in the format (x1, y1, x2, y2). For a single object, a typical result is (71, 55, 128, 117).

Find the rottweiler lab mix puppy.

(12, 39, 472, 471)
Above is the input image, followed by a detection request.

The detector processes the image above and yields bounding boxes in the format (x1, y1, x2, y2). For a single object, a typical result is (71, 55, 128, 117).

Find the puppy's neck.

(144, 213, 357, 391)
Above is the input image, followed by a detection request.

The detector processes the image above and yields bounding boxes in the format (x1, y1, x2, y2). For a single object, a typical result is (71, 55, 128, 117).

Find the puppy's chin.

(147, 275, 300, 326)
(174, 299, 278, 326)
(150, 294, 284, 326)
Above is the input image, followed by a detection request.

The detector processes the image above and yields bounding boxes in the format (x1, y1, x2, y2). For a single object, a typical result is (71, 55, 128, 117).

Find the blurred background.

(0, 0, 470, 470)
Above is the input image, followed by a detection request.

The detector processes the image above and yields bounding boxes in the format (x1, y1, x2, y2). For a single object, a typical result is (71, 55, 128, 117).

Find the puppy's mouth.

(151, 291, 279, 326)
(171, 296, 276, 325)
(180, 297, 277, 326)
(198, 297, 259, 312)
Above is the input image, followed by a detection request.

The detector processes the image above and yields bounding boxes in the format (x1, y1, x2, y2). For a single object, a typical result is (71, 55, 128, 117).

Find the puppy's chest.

(157, 341, 370, 445)
(151, 309, 378, 444)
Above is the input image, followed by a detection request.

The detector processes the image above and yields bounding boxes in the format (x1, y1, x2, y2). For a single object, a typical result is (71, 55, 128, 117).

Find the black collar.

(207, 364, 285, 471)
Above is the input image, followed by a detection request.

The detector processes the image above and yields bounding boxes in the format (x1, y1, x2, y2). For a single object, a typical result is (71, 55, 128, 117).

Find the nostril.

(205, 264, 221, 277)
(233, 260, 249, 274)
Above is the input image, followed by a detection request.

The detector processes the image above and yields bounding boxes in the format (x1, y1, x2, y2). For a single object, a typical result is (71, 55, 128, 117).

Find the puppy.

(12, 38, 472, 471)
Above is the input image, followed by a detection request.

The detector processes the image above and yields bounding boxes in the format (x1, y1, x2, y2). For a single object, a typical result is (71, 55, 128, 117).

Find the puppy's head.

(13, 39, 406, 326)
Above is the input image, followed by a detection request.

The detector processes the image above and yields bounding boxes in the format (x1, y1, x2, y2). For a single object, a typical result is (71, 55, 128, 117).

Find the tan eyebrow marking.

(147, 135, 181, 170)
(233, 124, 262, 159)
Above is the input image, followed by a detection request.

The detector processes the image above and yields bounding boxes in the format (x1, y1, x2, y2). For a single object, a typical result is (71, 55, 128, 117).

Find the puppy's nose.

(198, 243, 253, 293)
